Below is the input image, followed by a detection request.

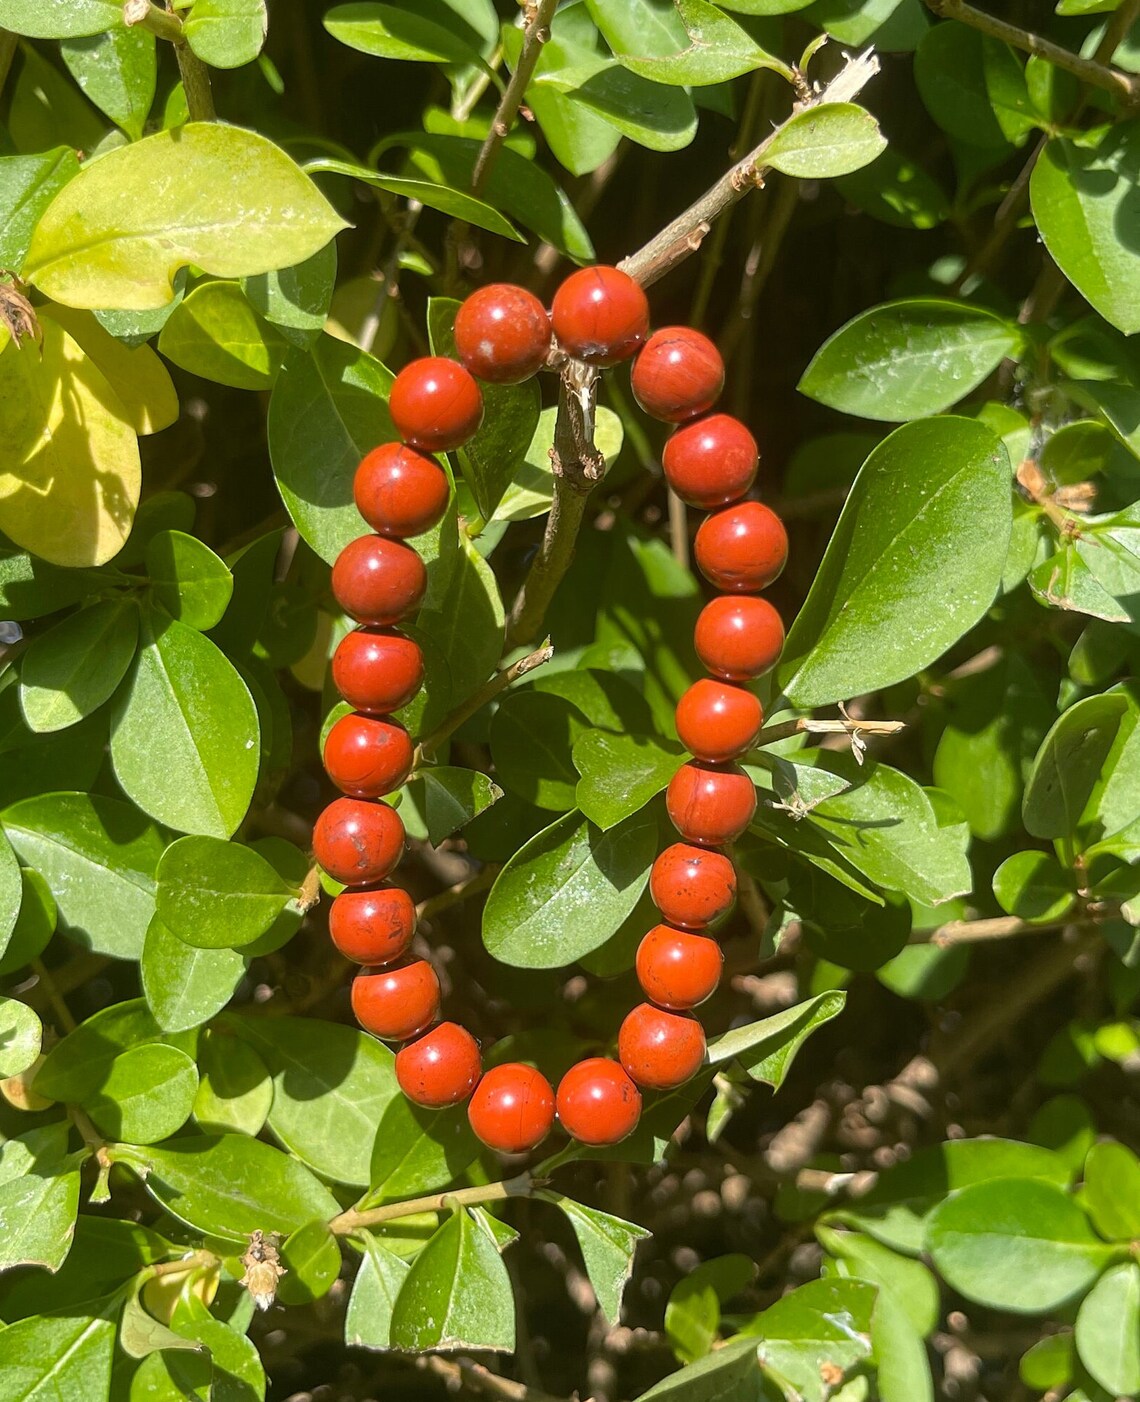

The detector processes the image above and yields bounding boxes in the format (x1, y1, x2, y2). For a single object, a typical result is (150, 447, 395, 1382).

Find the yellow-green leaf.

(42, 304, 178, 434)
(0, 319, 140, 566)
(25, 123, 349, 311)
(158, 281, 290, 390)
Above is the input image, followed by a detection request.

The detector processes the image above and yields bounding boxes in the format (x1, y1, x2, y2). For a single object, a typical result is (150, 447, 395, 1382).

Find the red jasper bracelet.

(315, 265, 788, 1154)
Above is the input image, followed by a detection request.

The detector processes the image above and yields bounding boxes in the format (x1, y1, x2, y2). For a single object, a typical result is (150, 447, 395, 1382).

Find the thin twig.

(330, 1174, 532, 1236)
(416, 1355, 578, 1402)
(752, 716, 907, 747)
(667, 487, 689, 571)
(415, 864, 499, 920)
(32, 959, 77, 1034)
(471, 0, 557, 195)
(619, 49, 881, 289)
(922, 0, 1140, 106)
(911, 905, 1119, 947)
(416, 640, 554, 758)
(125, 0, 216, 119)
(505, 368, 603, 649)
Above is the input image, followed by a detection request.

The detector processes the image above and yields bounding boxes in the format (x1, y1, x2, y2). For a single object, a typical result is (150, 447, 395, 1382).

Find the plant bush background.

(0, 0, 1139, 1399)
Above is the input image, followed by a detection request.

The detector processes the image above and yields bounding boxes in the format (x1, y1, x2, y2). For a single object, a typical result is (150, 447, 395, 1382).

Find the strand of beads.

(314, 355, 489, 1110)
(540, 286, 788, 1150)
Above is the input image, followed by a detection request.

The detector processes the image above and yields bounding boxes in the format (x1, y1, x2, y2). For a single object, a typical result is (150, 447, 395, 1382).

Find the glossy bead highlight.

(551, 265, 649, 367)
(468, 1062, 556, 1153)
(631, 326, 724, 423)
(313, 797, 405, 886)
(329, 885, 416, 964)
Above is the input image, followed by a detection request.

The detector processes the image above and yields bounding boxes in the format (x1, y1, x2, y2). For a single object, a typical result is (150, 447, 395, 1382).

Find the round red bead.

(331, 535, 426, 626)
(675, 678, 763, 763)
(313, 797, 405, 886)
(695, 501, 788, 593)
(555, 1058, 642, 1146)
(323, 713, 413, 799)
(354, 443, 450, 538)
(618, 1003, 706, 1090)
(636, 925, 723, 1010)
(352, 959, 440, 1042)
(666, 762, 757, 846)
(454, 283, 552, 384)
(650, 843, 737, 929)
(329, 885, 416, 964)
(396, 1022, 482, 1108)
(551, 265, 649, 367)
(662, 414, 758, 509)
(331, 628, 424, 714)
(631, 327, 725, 423)
(389, 356, 483, 452)
(468, 1062, 555, 1154)
(693, 596, 784, 681)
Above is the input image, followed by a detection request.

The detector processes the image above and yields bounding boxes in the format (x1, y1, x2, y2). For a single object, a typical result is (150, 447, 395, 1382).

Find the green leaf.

(156, 835, 295, 950)
(1075, 1262, 1140, 1397)
(408, 766, 502, 844)
(277, 1219, 342, 1305)
(0, 318, 141, 568)
(778, 418, 1012, 708)
(591, 0, 784, 85)
(1032, 126, 1140, 335)
(384, 131, 593, 261)
(664, 1253, 757, 1362)
(741, 1278, 877, 1401)
(25, 123, 347, 311)
(0, 149, 81, 273)
(183, 0, 268, 69)
(993, 850, 1075, 922)
(115, 1134, 340, 1243)
(389, 1208, 516, 1352)
(60, 25, 155, 140)
(764, 102, 886, 178)
(483, 808, 657, 968)
(834, 146, 949, 229)
(0, 995, 41, 1077)
(1023, 692, 1128, 841)
(111, 610, 260, 839)
(145, 529, 233, 631)
(84, 1043, 198, 1143)
(345, 1234, 411, 1349)
(0, 0, 121, 37)
(574, 730, 686, 829)
(799, 299, 1020, 421)
(323, 1, 488, 67)
(1082, 1140, 1140, 1240)
(242, 243, 337, 342)
(490, 691, 590, 811)
(806, 0, 928, 50)
(417, 534, 503, 707)
(369, 1095, 479, 1200)
(636, 1334, 760, 1402)
(193, 1027, 273, 1135)
(0, 547, 93, 621)
(0, 1316, 115, 1401)
(309, 159, 524, 242)
(18, 599, 138, 733)
(0, 1165, 81, 1272)
(0, 830, 20, 965)
(914, 20, 1009, 149)
(268, 333, 392, 563)
(1030, 543, 1130, 623)
(158, 281, 290, 390)
(707, 991, 846, 1088)
(230, 1014, 400, 1187)
(141, 914, 245, 1033)
(33, 997, 194, 1100)
(543, 1194, 651, 1324)
(170, 1294, 266, 1400)
(927, 1178, 1113, 1312)
(835, 1137, 1073, 1255)
(2, 793, 164, 960)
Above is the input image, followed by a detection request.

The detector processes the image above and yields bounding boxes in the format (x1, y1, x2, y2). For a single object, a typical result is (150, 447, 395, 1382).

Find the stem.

(330, 1173, 531, 1236)
(125, 1, 183, 43)
(619, 49, 881, 289)
(414, 1356, 571, 1402)
(471, 0, 557, 194)
(416, 640, 554, 759)
(415, 864, 498, 920)
(911, 905, 1119, 947)
(33, 958, 77, 1033)
(922, 0, 1140, 106)
(667, 487, 689, 571)
(176, 40, 216, 121)
(752, 716, 907, 747)
(505, 369, 604, 649)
